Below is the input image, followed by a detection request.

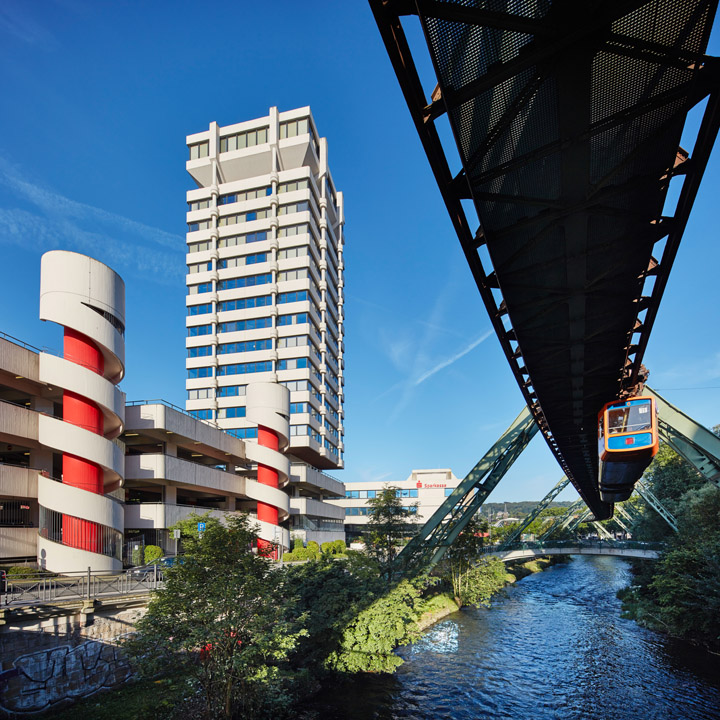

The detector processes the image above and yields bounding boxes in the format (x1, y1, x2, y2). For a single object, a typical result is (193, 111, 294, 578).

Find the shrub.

(293, 537, 304, 551)
(8, 565, 36, 578)
(144, 545, 164, 565)
(131, 546, 144, 566)
(332, 539, 347, 554)
(306, 541, 320, 558)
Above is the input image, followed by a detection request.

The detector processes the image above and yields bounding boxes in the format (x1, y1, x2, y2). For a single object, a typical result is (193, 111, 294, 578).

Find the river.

(305, 555, 720, 719)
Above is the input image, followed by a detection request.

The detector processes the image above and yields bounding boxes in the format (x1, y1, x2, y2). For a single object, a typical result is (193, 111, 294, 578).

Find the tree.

(126, 513, 306, 720)
(363, 486, 418, 580)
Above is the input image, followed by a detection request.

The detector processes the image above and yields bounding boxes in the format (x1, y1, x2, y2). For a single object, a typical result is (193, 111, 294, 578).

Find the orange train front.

(598, 396, 659, 503)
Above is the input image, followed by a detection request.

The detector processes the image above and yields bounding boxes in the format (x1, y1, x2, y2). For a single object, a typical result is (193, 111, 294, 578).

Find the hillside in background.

(481, 500, 573, 518)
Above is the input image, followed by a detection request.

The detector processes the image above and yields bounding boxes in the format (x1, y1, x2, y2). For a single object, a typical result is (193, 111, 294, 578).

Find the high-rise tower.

(184, 107, 346, 544)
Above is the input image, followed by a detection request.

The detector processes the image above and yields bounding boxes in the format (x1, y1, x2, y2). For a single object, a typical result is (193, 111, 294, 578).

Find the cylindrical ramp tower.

(245, 383, 290, 556)
(37, 251, 126, 572)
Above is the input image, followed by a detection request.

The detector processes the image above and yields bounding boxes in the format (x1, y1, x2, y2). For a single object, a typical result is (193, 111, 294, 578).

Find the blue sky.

(1, 1, 719, 502)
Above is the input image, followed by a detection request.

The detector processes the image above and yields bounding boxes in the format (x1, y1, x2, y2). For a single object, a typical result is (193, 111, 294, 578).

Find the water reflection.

(305, 556, 720, 720)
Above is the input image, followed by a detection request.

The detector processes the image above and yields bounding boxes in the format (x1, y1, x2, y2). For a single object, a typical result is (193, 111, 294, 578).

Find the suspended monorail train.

(598, 396, 659, 502)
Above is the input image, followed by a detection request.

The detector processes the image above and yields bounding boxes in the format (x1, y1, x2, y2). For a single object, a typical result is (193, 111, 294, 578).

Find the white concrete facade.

(184, 107, 346, 546)
(0, 252, 342, 568)
(327, 469, 462, 537)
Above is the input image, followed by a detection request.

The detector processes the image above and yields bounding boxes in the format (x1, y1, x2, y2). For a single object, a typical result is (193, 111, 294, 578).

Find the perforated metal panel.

(371, 0, 720, 518)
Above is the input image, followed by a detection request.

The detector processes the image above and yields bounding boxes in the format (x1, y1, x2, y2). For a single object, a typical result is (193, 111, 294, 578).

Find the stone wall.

(0, 601, 147, 715)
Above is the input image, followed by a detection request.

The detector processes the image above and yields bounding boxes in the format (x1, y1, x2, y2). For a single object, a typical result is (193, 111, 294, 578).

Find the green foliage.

(364, 486, 418, 580)
(46, 675, 198, 720)
(144, 545, 163, 565)
(306, 541, 321, 558)
(286, 554, 385, 672)
(619, 442, 720, 649)
(634, 443, 705, 541)
(326, 577, 428, 673)
(438, 517, 488, 602)
(131, 547, 143, 566)
(126, 513, 306, 719)
(7, 565, 37, 578)
(293, 537, 304, 551)
(453, 557, 507, 607)
(321, 539, 347, 556)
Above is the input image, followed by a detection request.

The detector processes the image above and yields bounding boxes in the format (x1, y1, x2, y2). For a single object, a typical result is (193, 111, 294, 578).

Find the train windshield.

(606, 400, 652, 435)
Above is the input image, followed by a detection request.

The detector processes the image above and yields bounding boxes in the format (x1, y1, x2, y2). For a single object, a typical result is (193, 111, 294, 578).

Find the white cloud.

(0, 159, 184, 284)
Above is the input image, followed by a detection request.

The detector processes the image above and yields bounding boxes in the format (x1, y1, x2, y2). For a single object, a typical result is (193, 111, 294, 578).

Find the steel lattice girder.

(645, 386, 720, 487)
(397, 405, 538, 570)
(370, 0, 720, 520)
(635, 478, 679, 533)
(499, 475, 570, 548)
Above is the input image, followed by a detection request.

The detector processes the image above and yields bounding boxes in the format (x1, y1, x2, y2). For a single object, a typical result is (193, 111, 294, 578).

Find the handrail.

(126, 398, 225, 431)
(0, 330, 42, 353)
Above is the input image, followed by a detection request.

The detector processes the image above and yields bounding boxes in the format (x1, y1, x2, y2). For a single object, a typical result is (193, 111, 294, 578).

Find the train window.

(607, 402, 652, 435)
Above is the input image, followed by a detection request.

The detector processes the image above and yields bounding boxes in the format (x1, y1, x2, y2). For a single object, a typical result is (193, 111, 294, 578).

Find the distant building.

(327, 469, 461, 540)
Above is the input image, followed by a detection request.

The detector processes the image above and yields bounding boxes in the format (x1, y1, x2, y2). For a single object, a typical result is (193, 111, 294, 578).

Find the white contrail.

(413, 330, 493, 386)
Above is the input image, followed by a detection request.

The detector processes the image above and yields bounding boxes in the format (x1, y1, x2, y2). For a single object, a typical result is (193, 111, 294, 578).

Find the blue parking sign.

(198, 522, 206, 532)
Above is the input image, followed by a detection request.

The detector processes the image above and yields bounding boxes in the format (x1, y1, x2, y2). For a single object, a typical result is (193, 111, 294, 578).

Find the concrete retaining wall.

(0, 600, 147, 715)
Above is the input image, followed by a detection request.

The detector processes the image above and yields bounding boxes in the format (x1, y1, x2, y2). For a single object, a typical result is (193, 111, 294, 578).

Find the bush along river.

(303, 555, 720, 719)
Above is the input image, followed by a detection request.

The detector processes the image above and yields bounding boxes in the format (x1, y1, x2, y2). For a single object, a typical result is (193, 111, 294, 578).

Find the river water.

(307, 556, 720, 719)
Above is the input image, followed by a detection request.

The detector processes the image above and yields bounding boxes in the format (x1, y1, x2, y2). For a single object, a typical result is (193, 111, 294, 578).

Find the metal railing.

(0, 330, 42, 353)
(126, 398, 224, 431)
(482, 539, 666, 554)
(1, 566, 166, 607)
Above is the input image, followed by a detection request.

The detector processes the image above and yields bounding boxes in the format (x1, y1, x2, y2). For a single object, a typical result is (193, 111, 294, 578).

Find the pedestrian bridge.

(484, 541, 662, 563)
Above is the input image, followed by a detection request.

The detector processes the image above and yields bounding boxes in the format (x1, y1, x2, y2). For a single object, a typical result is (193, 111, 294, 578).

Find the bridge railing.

(1, 567, 164, 607)
(481, 539, 665, 554)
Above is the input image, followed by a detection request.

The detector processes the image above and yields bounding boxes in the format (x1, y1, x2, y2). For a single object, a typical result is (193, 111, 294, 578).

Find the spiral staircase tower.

(245, 383, 290, 554)
(37, 251, 126, 572)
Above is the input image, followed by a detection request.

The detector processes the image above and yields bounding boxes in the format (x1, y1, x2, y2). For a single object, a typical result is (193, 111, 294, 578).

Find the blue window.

(396, 489, 418, 498)
(218, 295, 271, 312)
(188, 325, 212, 337)
(246, 211, 257, 221)
(189, 409, 214, 420)
(187, 346, 212, 358)
(277, 313, 309, 327)
(277, 357, 309, 371)
(217, 385, 244, 397)
(246, 231, 267, 244)
(217, 361, 273, 376)
(246, 252, 267, 265)
(277, 291, 308, 304)
(188, 367, 214, 379)
(218, 339, 272, 354)
(218, 317, 272, 333)
(188, 303, 212, 316)
(188, 222, 199, 232)
(227, 428, 258, 439)
(222, 407, 246, 419)
(290, 402, 308, 414)
(218, 194, 236, 205)
(218, 273, 272, 291)
(188, 282, 213, 295)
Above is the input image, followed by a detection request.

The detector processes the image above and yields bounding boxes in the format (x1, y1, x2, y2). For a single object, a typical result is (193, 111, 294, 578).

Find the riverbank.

(414, 555, 566, 632)
(34, 556, 566, 719)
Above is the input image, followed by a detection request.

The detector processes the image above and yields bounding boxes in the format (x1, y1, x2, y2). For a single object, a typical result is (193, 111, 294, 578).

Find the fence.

(1, 567, 164, 607)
